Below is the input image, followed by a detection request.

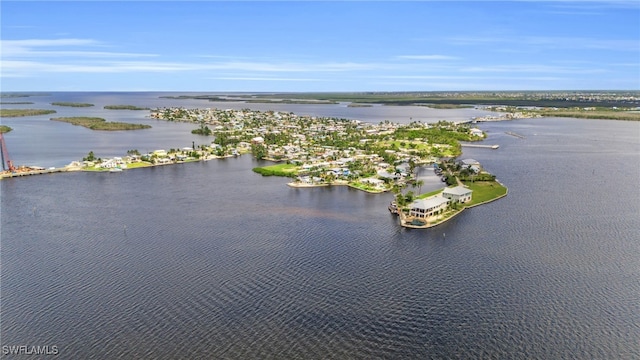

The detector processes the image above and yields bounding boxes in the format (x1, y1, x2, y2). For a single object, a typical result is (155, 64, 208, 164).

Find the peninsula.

(2, 105, 507, 229)
(147, 106, 508, 228)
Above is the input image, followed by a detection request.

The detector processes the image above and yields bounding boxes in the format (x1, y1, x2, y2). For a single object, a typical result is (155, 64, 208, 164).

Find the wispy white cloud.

(377, 75, 566, 81)
(2, 38, 98, 47)
(396, 55, 460, 60)
(448, 35, 639, 52)
(209, 77, 328, 82)
(1, 58, 385, 76)
(459, 64, 608, 74)
(1, 38, 157, 58)
(1, 37, 391, 77)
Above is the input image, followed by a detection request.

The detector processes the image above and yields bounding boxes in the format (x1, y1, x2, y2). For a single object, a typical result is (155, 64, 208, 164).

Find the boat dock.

(460, 144, 500, 149)
(0, 166, 81, 179)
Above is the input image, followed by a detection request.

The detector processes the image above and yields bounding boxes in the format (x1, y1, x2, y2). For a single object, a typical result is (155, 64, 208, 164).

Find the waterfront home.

(361, 178, 385, 188)
(409, 196, 450, 218)
(442, 185, 473, 203)
(98, 159, 119, 168)
(460, 158, 480, 167)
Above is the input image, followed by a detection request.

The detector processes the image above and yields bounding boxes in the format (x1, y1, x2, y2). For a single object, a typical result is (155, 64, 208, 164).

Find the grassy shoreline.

(400, 180, 508, 229)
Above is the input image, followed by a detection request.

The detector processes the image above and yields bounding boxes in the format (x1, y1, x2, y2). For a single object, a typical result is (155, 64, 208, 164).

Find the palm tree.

(414, 179, 424, 194)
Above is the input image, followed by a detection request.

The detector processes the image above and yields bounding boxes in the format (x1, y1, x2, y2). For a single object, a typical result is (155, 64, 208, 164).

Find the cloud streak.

(396, 55, 460, 60)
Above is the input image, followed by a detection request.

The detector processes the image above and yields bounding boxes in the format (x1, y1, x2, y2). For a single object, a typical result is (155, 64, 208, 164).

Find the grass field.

(252, 163, 300, 176)
(463, 181, 508, 205)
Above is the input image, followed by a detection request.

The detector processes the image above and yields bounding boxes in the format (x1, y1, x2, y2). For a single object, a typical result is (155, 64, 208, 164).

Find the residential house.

(442, 186, 473, 203)
(409, 196, 450, 218)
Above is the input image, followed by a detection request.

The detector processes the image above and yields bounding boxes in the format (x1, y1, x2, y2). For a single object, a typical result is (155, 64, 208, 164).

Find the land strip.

(51, 102, 94, 107)
(51, 117, 151, 130)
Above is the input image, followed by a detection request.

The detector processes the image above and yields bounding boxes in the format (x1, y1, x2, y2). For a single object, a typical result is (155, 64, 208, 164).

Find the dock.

(0, 166, 81, 179)
(460, 144, 500, 149)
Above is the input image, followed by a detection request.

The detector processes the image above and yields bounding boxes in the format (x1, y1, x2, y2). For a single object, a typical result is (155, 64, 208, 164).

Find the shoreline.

(0, 153, 238, 179)
(287, 180, 387, 194)
(397, 181, 508, 229)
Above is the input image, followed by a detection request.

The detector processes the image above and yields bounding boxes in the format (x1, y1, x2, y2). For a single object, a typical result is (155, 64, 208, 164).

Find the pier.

(460, 144, 500, 149)
(0, 166, 81, 179)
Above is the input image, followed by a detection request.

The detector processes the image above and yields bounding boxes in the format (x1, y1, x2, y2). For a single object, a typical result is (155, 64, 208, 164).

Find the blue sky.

(1, 1, 639, 92)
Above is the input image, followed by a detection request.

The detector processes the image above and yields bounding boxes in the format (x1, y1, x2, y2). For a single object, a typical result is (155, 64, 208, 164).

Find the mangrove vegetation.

(104, 105, 151, 110)
(0, 109, 56, 117)
(51, 102, 94, 107)
(51, 117, 152, 130)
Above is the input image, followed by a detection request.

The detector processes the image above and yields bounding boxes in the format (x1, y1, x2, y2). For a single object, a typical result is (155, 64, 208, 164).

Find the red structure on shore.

(0, 133, 16, 172)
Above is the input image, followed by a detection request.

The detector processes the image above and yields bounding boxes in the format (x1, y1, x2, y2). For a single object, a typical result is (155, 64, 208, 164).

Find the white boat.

(109, 167, 123, 173)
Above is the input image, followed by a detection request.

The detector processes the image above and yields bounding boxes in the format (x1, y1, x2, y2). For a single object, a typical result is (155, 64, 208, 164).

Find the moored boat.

(388, 201, 398, 214)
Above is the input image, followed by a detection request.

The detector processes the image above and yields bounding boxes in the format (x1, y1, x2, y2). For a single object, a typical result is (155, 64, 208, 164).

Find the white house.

(460, 158, 480, 167)
(409, 196, 450, 218)
(361, 178, 385, 188)
(442, 186, 473, 203)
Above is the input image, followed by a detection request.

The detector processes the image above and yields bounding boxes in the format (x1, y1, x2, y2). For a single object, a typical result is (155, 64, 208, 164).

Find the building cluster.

(148, 107, 483, 191)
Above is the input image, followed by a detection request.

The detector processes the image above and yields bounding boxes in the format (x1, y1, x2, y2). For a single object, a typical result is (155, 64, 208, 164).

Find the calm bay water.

(1, 93, 639, 358)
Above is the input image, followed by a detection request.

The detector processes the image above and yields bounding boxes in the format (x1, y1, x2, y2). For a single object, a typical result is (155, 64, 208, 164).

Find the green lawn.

(463, 181, 508, 205)
(125, 162, 153, 169)
(262, 163, 299, 172)
(348, 182, 385, 193)
(252, 163, 300, 176)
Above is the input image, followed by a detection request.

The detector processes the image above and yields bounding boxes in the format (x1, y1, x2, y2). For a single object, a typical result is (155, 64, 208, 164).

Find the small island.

(51, 102, 94, 107)
(0, 109, 57, 117)
(104, 105, 151, 110)
(479, 106, 640, 122)
(420, 104, 474, 109)
(51, 117, 151, 130)
(0, 125, 13, 133)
